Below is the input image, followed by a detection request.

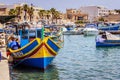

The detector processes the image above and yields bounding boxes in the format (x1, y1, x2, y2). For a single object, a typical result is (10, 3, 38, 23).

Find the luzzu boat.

(7, 27, 62, 69)
(96, 32, 120, 47)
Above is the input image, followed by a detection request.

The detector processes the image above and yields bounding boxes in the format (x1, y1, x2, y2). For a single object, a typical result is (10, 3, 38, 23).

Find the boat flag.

(41, 25, 44, 40)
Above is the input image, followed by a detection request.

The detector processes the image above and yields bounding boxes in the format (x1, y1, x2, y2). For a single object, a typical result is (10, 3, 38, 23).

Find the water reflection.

(95, 47, 110, 58)
(11, 64, 59, 80)
(95, 46, 120, 58)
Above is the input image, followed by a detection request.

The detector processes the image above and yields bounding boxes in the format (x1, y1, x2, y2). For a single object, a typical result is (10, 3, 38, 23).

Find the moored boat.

(97, 23, 120, 31)
(7, 26, 62, 69)
(96, 32, 120, 47)
(83, 23, 99, 36)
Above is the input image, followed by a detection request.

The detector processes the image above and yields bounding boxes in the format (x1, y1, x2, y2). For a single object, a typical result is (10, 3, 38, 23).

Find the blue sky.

(0, 0, 120, 12)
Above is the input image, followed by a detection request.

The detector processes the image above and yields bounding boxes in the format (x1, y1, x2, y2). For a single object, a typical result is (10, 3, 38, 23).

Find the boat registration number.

(13, 51, 24, 57)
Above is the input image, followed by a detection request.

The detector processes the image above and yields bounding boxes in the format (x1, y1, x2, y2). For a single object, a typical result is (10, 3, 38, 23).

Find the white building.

(79, 6, 109, 22)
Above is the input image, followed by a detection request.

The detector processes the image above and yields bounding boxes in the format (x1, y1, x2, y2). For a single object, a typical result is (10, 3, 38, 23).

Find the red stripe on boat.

(14, 43, 58, 60)
(14, 43, 43, 60)
(44, 44, 57, 56)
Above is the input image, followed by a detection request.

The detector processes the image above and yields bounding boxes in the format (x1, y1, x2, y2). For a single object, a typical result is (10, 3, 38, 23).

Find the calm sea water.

(11, 35, 120, 80)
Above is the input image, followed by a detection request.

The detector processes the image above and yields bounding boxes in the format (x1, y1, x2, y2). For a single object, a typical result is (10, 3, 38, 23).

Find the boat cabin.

(18, 28, 43, 47)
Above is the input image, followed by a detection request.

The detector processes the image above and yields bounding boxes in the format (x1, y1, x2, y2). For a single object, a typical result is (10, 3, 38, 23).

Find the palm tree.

(8, 9, 16, 23)
(9, 9, 16, 15)
(15, 6, 22, 22)
(46, 10, 51, 19)
(23, 4, 29, 21)
(99, 17, 104, 22)
(54, 11, 60, 24)
(38, 10, 46, 20)
(50, 8, 56, 23)
(45, 10, 51, 24)
(28, 4, 34, 22)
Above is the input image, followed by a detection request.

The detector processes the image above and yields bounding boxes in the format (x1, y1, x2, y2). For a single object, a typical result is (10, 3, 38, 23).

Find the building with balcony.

(66, 9, 88, 22)
(79, 6, 110, 22)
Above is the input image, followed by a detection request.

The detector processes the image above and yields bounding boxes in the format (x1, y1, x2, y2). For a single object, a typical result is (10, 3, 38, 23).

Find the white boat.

(83, 23, 99, 36)
(96, 32, 120, 47)
(62, 27, 83, 35)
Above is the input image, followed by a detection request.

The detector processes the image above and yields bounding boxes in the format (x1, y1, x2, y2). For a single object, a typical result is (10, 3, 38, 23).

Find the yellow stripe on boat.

(46, 38, 58, 54)
(9, 38, 41, 53)
(8, 37, 60, 59)
(30, 45, 53, 58)
(9, 38, 41, 58)
(48, 37, 61, 48)
(30, 37, 59, 58)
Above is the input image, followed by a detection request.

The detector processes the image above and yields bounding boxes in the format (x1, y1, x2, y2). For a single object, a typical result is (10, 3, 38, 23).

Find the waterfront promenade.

(0, 47, 10, 80)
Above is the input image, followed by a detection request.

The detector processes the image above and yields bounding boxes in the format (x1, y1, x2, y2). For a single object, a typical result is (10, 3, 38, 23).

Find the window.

(37, 29, 42, 38)
(22, 30, 28, 39)
(29, 30, 36, 38)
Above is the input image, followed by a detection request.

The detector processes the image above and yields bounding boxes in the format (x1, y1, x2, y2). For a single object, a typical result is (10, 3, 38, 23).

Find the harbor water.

(11, 35, 120, 80)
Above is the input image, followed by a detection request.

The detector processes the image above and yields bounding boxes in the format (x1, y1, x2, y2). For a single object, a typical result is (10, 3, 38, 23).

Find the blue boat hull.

(96, 42, 120, 47)
(96, 40, 120, 47)
(98, 26, 119, 31)
(16, 57, 54, 69)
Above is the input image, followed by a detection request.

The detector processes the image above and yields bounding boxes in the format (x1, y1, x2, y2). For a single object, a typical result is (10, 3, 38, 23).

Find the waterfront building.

(66, 8, 88, 22)
(0, 3, 66, 25)
(0, 3, 43, 22)
(79, 6, 110, 22)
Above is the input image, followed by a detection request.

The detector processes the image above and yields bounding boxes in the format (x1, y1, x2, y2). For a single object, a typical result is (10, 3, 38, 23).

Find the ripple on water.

(11, 35, 120, 80)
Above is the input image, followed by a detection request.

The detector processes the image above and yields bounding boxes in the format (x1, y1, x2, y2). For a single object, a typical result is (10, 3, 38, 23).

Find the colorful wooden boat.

(7, 27, 62, 69)
(96, 32, 120, 47)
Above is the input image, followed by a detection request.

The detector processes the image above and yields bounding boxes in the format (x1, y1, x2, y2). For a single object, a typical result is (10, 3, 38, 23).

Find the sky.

(0, 0, 120, 12)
